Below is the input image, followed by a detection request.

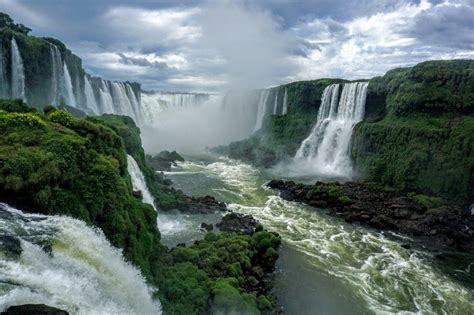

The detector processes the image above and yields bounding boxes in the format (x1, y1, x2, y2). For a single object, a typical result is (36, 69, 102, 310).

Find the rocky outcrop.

(216, 212, 260, 235)
(2, 304, 68, 315)
(147, 150, 185, 172)
(268, 180, 474, 251)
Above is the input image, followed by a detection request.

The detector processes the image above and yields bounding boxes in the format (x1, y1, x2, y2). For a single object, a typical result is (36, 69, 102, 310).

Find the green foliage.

(228, 79, 345, 166)
(0, 109, 165, 282)
(47, 110, 76, 127)
(367, 60, 474, 116)
(352, 114, 474, 203)
(210, 279, 259, 315)
(158, 230, 281, 314)
(0, 13, 31, 34)
(91, 114, 189, 210)
(0, 99, 36, 113)
(410, 194, 444, 209)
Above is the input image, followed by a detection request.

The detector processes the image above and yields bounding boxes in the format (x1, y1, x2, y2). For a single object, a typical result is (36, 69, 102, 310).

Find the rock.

(401, 244, 411, 250)
(186, 195, 227, 214)
(200, 222, 214, 231)
(2, 304, 68, 315)
(0, 235, 22, 257)
(163, 178, 173, 186)
(268, 179, 474, 252)
(216, 212, 259, 235)
(132, 190, 143, 199)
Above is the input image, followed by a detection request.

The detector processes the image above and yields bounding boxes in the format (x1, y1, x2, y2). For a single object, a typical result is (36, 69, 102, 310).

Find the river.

(161, 154, 474, 315)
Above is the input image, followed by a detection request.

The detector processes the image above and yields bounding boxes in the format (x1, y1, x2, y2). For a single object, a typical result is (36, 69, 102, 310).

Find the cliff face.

(0, 25, 142, 121)
(227, 79, 345, 166)
(352, 60, 474, 204)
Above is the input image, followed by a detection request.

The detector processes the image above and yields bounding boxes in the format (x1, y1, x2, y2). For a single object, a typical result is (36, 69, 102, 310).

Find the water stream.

(164, 155, 474, 314)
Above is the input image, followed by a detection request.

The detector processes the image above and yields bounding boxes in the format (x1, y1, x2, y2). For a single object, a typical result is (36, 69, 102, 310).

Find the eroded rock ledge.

(268, 180, 474, 251)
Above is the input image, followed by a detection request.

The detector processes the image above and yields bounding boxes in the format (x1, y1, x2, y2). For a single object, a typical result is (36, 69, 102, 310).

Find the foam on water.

(0, 203, 161, 314)
(171, 157, 474, 314)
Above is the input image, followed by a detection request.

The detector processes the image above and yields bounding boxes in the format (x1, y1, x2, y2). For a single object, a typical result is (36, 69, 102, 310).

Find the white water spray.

(62, 63, 76, 107)
(126, 155, 156, 209)
(0, 203, 161, 314)
(84, 75, 100, 114)
(282, 87, 288, 115)
(10, 38, 25, 100)
(293, 82, 368, 177)
(253, 90, 270, 132)
(273, 89, 279, 115)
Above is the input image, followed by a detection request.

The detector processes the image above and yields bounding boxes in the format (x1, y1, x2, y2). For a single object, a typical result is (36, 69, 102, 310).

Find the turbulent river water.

(163, 155, 474, 315)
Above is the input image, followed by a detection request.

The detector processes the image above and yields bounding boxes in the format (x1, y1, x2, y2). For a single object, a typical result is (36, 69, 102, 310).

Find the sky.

(1, 0, 473, 92)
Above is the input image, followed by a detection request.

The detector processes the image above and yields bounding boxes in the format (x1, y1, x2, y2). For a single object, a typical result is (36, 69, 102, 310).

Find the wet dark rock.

(0, 235, 22, 257)
(132, 190, 143, 199)
(200, 222, 214, 231)
(2, 304, 68, 315)
(163, 179, 173, 186)
(267, 180, 474, 252)
(216, 212, 259, 235)
(185, 195, 227, 214)
(147, 151, 185, 172)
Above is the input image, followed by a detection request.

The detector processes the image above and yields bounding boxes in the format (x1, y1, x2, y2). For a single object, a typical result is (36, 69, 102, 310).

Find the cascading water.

(111, 82, 136, 120)
(253, 90, 270, 132)
(49, 45, 62, 105)
(0, 44, 7, 98)
(10, 38, 25, 100)
(273, 89, 279, 115)
(126, 155, 156, 209)
(140, 92, 213, 126)
(84, 75, 100, 114)
(99, 80, 115, 114)
(282, 87, 288, 115)
(0, 203, 161, 313)
(62, 63, 76, 107)
(293, 82, 368, 177)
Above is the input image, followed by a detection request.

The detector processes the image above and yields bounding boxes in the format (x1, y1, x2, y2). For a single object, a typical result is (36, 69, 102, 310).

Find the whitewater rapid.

(166, 157, 474, 314)
(0, 203, 161, 314)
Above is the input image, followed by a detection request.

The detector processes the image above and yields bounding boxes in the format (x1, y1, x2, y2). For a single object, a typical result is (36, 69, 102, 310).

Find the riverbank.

(268, 180, 474, 252)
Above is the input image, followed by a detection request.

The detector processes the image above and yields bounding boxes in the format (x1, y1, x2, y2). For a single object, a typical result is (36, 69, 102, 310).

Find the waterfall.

(294, 82, 368, 177)
(253, 90, 270, 132)
(0, 43, 7, 98)
(282, 88, 288, 115)
(62, 63, 76, 107)
(273, 89, 279, 115)
(99, 80, 115, 114)
(0, 203, 161, 313)
(126, 155, 156, 210)
(140, 92, 214, 126)
(10, 38, 25, 100)
(111, 82, 135, 119)
(84, 75, 100, 114)
(49, 45, 62, 105)
(126, 84, 141, 121)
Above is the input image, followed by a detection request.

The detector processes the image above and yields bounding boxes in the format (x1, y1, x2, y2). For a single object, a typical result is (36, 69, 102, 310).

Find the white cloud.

(292, 0, 474, 81)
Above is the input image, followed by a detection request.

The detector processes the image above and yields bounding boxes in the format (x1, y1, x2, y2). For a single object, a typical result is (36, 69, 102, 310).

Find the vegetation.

(353, 60, 474, 204)
(0, 100, 282, 314)
(0, 100, 164, 281)
(158, 230, 281, 314)
(228, 79, 344, 166)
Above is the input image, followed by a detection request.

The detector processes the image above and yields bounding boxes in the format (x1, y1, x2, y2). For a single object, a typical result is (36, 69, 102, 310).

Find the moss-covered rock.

(227, 79, 345, 166)
(353, 60, 474, 204)
(0, 107, 165, 283)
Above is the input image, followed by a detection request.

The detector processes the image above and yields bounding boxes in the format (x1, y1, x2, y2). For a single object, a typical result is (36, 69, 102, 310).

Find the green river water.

(161, 155, 474, 315)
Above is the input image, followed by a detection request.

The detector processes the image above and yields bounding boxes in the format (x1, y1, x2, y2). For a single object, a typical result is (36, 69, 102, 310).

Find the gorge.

(0, 10, 473, 315)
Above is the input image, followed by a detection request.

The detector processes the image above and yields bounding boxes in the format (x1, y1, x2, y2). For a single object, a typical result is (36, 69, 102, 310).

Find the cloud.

(410, 1, 474, 50)
(0, 0, 50, 29)
(291, 0, 474, 81)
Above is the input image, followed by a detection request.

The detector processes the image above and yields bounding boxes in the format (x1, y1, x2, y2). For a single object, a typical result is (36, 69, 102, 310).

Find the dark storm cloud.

(410, 2, 474, 50)
(0, 0, 472, 91)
